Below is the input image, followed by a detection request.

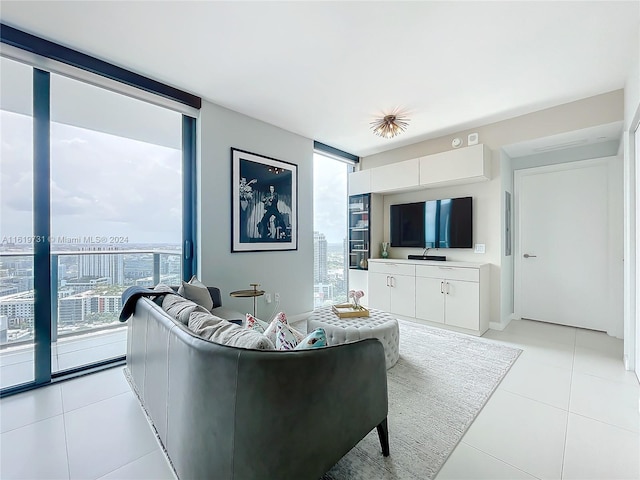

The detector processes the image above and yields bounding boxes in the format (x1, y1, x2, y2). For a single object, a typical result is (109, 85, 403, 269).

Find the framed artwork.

(231, 148, 298, 252)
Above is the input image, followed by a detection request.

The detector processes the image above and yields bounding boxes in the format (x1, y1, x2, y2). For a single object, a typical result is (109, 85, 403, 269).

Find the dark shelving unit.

(348, 193, 370, 270)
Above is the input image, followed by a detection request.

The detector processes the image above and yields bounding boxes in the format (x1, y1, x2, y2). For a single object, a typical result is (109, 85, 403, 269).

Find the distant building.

(65, 277, 110, 294)
(314, 231, 328, 283)
(78, 247, 124, 284)
(0, 291, 35, 328)
(0, 315, 7, 344)
(313, 283, 334, 308)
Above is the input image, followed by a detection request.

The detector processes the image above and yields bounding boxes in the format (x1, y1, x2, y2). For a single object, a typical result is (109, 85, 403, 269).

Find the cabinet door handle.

(440, 281, 444, 294)
(390, 276, 396, 288)
(446, 282, 450, 295)
(386, 275, 390, 287)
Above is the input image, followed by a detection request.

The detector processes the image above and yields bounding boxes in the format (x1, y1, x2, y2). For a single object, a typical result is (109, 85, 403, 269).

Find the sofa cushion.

(162, 294, 209, 325)
(188, 311, 275, 350)
(178, 275, 214, 311)
(294, 328, 328, 350)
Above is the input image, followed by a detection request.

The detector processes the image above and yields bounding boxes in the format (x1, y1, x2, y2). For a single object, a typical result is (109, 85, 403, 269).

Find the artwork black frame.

(231, 148, 298, 252)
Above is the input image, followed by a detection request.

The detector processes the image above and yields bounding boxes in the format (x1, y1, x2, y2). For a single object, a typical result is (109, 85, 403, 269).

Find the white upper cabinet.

(348, 169, 371, 195)
(370, 158, 420, 193)
(351, 144, 492, 195)
(419, 144, 491, 187)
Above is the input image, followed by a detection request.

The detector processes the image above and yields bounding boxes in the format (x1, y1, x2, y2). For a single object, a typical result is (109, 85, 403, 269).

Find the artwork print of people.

(259, 185, 287, 239)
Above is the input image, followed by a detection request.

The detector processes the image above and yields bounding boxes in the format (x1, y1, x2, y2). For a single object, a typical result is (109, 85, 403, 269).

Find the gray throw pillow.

(162, 294, 209, 325)
(178, 275, 214, 311)
(188, 311, 275, 350)
(152, 283, 177, 306)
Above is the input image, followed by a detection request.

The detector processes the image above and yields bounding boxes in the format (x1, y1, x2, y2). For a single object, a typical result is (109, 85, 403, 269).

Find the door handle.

(523, 254, 537, 258)
(440, 281, 444, 294)
(390, 276, 396, 288)
(446, 282, 450, 295)
(386, 276, 390, 287)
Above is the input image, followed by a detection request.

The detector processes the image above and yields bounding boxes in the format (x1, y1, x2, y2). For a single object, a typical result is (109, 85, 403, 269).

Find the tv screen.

(390, 202, 425, 247)
(425, 196, 473, 248)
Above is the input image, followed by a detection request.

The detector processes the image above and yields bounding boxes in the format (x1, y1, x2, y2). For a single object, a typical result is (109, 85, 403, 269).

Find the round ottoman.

(308, 306, 400, 369)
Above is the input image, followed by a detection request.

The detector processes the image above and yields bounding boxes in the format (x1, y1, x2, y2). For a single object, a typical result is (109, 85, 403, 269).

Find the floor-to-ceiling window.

(0, 57, 35, 387)
(0, 27, 199, 394)
(312, 146, 356, 307)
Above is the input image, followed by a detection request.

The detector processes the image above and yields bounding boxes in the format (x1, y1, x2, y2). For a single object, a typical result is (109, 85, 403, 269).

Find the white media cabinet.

(367, 259, 490, 336)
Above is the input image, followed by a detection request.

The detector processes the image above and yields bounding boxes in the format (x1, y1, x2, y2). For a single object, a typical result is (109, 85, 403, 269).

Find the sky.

(1, 111, 182, 245)
(313, 153, 349, 244)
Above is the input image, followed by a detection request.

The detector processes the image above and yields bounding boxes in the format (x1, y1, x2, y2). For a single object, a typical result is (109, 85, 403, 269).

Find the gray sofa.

(125, 289, 389, 480)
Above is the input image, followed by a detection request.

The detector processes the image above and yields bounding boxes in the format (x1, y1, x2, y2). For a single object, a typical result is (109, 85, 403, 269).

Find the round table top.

(230, 289, 265, 298)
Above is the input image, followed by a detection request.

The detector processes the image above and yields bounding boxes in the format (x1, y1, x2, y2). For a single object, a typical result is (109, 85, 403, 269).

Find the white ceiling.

(1, 1, 638, 157)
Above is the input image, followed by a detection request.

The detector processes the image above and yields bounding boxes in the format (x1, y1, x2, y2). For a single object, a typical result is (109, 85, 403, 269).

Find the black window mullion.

(33, 68, 52, 385)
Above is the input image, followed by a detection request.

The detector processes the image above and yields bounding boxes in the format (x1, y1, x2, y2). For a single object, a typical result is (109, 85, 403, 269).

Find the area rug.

(321, 320, 522, 480)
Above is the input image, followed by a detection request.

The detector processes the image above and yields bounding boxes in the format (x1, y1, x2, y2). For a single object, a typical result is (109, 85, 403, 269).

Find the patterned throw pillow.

(178, 275, 214, 311)
(245, 313, 269, 333)
(275, 320, 299, 350)
(294, 328, 328, 350)
(264, 312, 305, 345)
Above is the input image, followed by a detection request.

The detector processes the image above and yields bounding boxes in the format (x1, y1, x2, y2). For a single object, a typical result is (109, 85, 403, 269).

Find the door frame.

(513, 157, 616, 323)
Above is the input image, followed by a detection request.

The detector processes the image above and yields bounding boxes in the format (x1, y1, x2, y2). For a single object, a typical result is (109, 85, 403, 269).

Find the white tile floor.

(436, 319, 640, 480)
(0, 318, 638, 480)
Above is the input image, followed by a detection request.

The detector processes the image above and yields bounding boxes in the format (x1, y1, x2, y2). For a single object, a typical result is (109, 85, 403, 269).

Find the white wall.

(198, 101, 314, 319)
(623, 20, 640, 372)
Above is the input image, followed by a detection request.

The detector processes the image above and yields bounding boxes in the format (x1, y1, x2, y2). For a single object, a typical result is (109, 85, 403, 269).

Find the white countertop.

(368, 258, 489, 268)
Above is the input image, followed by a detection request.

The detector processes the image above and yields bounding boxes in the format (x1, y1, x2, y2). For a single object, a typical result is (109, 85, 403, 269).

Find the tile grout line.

(458, 441, 544, 480)
(559, 331, 577, 480)
(60, 386, 72, 480)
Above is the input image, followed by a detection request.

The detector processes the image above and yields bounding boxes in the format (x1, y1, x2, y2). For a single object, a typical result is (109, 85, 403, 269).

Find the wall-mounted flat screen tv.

(425, 196, 473, 248)
(390, 202, 425, 247)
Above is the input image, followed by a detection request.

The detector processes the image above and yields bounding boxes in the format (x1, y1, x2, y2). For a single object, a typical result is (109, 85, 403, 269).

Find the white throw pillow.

(178, 275, 214, 311)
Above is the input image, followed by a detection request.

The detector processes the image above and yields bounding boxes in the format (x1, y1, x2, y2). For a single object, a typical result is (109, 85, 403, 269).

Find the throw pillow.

(152, 283, 177, 306)
(294, 328, 328, 350)
(178, 275, 214, 311)
(245, 313, 269, 333)
(189, 311, 275, 350)
(275, 320, 299, 350)
(262, 312, 305, 345)
(162, 294, 209, 325)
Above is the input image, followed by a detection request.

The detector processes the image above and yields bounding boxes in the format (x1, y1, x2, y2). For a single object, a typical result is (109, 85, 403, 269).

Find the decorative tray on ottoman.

(331, 304, 370, 318)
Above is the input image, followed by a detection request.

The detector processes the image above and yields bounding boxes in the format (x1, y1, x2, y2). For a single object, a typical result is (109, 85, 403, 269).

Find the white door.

(516, 160, 609, 330)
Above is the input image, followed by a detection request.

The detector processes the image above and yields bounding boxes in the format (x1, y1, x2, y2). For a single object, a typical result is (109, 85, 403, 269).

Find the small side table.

(230, 283, 265, 317)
